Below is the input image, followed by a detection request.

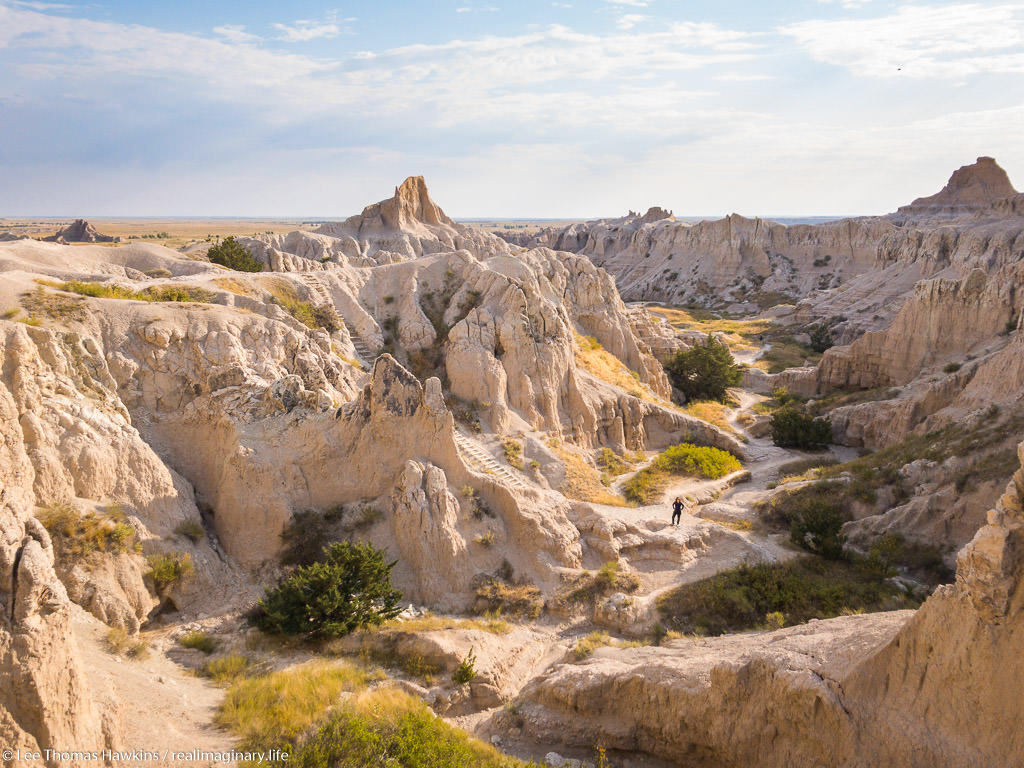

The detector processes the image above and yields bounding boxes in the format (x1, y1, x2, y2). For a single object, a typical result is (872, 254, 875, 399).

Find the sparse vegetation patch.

(623, 443, 741, 504)
(657, 557, 916, 636)
(39, 502, 137, 561)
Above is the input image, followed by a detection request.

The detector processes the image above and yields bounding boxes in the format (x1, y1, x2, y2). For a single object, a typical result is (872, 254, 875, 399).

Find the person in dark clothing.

(671, 497, 683, 526)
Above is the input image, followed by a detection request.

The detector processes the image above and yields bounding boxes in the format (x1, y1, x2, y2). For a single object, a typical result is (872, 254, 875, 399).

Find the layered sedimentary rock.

(43, 219, 117, 244)
(895, 156, 1018, 218)
(244, 176, 511, 267)
(505, 158, 1024, 348)
(818, 264, 1022, 391)
(0, 176, 730, 613)
(513, 441, 1024, 768)
(0, 492, 109, 764)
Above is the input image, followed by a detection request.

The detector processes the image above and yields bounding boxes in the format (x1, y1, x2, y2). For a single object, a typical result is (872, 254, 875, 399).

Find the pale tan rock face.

(897, 156, 1018, 218)
(817, 264, 1023, 391)
(391, 460, 472, 609)
(0, 492, 109, 766)
(0, 321, 238, 628)
(509, 442, 1024, 768)
(309, 176, 511, 263)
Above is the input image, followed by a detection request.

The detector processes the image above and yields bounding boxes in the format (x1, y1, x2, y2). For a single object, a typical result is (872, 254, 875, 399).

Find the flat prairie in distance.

(0, 218, 335, 250)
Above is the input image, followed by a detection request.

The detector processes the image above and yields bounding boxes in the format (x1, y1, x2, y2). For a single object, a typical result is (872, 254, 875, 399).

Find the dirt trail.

(71, 608, 237, 765)
(582, 344, 862, 602)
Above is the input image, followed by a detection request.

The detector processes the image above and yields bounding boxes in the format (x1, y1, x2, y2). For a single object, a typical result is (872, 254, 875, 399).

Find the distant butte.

(897, 156, 1018, 216)
(43, 218, 118, 243)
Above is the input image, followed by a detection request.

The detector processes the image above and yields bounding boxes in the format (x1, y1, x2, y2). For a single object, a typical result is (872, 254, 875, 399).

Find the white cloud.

(714, 72, 774, 81)
(213, 24, 258, 44)
(616, 13, 649, 30)
(605, 0, 648, 6)
(816, 0, 871, 8)
(782, 3, 1024, 78)
(272, 20, 341, 42)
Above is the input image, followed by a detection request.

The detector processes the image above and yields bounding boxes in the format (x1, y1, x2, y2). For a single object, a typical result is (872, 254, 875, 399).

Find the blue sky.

(1, 1, 1022, 217)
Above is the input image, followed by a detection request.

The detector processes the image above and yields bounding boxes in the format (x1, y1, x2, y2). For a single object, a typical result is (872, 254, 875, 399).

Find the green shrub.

(770, 406, 832, 450)
(856, 532, 953, 585)
(147, 552, 194, 593)
(807, 323, 834, 353)
(292, 688, 530, 768)
(657, 443, 741, 477)
(623, 443, 741, 504)
(452, 647, 477, 685)
(174, 519, 206, 542)
(789, 499, 846, 559)
(943, 362, 961, 373)
(208, 237, 263, 272)
(665, 334, 743, 403)
(657, 558, 913, 636)
(502, 440, 524, 470)
(255, 541, 403, 639)
(179, 630, 217, 654)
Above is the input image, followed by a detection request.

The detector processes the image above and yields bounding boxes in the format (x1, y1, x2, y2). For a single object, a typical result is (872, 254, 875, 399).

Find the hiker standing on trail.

(671, 497, 683, 526)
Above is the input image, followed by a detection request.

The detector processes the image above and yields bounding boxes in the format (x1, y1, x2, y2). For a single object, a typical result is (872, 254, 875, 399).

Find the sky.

(1, 0, 1023, 217)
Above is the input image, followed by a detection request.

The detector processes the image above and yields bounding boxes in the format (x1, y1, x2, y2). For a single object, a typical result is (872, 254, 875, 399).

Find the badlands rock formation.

(0, 177, 738, 615)
(896, 155, 1017, 218)
(509, 157, 1023, 343)
(43, 219, 118, 244)
(511, 440, 1024, 768)
(2, 164, 1022, 766)
(0, 491, 111, 762)
(239, 176, 512, 269)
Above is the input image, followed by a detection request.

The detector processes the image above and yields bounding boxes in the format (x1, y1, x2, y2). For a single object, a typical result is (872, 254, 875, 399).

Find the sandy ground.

(71, 608, 238, 766)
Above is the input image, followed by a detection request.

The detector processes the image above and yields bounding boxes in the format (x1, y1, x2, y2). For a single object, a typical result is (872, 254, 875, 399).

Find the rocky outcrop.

(512, 440, 1024, 767)
(506, 159, 1024, 358)
(43, 219, 117, 243)
(309, 176, 511, 264)
(391, 460, 472, 609)
(896, 156, 1018, 219)
(0, 491, 110, 765)
(817, 264, 1022, 391)
(0, 321, 235, 627)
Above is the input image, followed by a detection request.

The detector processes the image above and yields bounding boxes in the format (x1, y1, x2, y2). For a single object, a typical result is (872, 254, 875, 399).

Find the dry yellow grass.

(213, 276, 259, 297)
(376, 613, 509, 635)
(648, 307, 765, 352)
(681, 400, 743, 438)
(573, 333, 658, 402)
(548, 438, 629, 506)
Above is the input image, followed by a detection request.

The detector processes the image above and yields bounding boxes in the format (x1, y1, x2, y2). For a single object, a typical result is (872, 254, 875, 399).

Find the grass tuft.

(179, 631, 217, 654)
(203, 653, 253, 684)
(106, 627, 149, 659)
